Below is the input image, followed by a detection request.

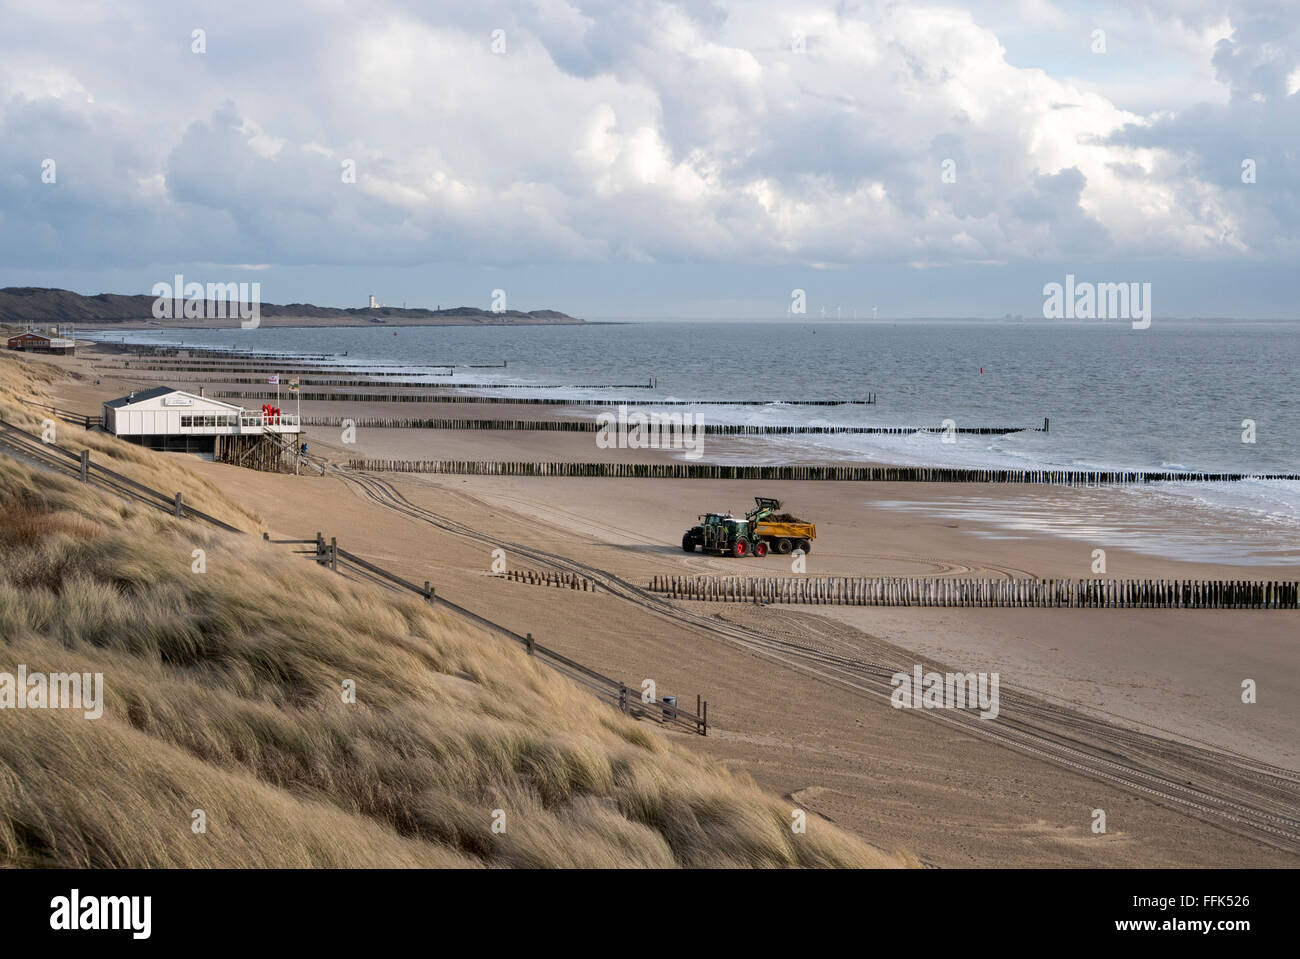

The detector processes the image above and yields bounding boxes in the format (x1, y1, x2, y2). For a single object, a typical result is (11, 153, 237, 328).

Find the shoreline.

(40, 339, 1300, 566)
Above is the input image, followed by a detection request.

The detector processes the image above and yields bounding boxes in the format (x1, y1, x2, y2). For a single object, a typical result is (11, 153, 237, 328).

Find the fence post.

(424, 581, 434, 604)
(79, 448, 89, 483)
(330, 537, 338, 571)
(173, 491, 183, 517)
(315, 531, 324, 564)
(619, 683, 628, 713)
(525, 632, 534, 655)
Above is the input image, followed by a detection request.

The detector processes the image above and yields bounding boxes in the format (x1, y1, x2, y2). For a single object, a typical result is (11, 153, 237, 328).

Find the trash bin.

(661, 695, 677, 721)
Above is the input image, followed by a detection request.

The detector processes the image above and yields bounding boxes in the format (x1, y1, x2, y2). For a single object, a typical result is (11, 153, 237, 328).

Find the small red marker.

(980, 367, 983, 374)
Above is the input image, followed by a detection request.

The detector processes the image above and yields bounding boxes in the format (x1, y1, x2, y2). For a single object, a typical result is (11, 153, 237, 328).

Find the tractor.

(681, 497, 816, 558)
(681, 512, 768, 557)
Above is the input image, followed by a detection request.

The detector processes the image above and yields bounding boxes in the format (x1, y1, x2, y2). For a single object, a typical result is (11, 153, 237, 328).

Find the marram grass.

(0, 352, 912, 868)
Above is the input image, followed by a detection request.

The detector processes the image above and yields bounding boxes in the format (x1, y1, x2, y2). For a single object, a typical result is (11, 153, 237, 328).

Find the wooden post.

(173, 491, 183, 517)
(316, 531, 325, 564)
(424, 580, 433, 603)
(525, 632, 534, 655)
(79, 448, 89, 483)
(330, 537, 338, 571)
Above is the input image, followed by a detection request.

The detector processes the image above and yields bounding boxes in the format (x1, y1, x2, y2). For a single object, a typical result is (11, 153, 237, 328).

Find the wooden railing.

(310, 533, 706, 734)
(0, 414, 708, 735)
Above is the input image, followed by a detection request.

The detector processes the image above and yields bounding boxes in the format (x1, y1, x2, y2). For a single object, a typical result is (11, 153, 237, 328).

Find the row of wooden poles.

(345, 459, 1300, 484)
(104, 360, 507, 372)
(102, 363, 447, 376)
(649, 574, 1300, 609)
(218, 391, 878, 406)
(312, 416, 1037, 434)
(109, 372, 459, 384)
(502, 569, 598, 591)
(207, 380, 654, 391)
(109, 345, 343, 360)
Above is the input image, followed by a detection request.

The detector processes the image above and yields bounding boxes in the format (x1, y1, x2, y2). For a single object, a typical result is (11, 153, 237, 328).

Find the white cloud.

(0, 0, 1293, 272)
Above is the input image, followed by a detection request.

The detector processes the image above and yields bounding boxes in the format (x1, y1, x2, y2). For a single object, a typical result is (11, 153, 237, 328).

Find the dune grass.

(0, 350, 260, 531)
(0, 352, 912, 868)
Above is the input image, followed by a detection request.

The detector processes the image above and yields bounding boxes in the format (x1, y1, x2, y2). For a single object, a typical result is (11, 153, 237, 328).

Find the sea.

(82, 319, 1300, 563)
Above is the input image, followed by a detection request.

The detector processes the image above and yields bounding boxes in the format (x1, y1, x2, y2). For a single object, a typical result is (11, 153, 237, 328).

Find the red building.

(6, 331, 76, 355)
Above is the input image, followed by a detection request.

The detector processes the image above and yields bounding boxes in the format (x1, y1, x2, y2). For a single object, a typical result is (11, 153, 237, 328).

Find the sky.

(1, 0, 1297, 319)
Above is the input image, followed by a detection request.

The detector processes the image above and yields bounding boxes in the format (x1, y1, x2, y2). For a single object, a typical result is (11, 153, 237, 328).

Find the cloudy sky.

(1, 0, 1297, 318)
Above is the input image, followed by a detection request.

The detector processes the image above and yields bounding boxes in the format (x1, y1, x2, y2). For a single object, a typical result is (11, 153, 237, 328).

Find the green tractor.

(681, 512, 768, 557)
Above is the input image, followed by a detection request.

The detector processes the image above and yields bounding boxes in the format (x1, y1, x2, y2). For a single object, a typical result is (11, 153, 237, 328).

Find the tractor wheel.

(798, 539, 812, 555)
(681, 534, 696, 553)
(753, 541, 769, 558)
(732, 539, 748, 557)
(775, 538, 793, 554)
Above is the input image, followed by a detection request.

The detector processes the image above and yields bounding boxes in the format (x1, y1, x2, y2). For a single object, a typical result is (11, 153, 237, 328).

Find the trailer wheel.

(775, 538, 793, 554)
(681, 534, 696, 553)
(798, 539, 812, 555)
(732, 539, 748, 557)
(753, 541, 768, 557)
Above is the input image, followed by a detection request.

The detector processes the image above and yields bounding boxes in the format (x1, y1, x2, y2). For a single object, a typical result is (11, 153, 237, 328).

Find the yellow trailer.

(753, 520, 816, 554)
(743, 498, 816, 554)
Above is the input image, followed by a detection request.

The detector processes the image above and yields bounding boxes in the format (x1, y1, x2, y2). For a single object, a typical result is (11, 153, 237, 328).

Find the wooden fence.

(649, 574, 1300, 609)
(25, 401, 101, 430)
(0, 415, 708, 735)
(344, 459, 1300, 485)
(309, 533, 704, 732)
(0, 419, 239, 531)
(502, 568, 598, 591)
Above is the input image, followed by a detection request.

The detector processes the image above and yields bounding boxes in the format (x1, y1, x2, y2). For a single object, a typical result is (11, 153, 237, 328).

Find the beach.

(30, 339, 1300, 867)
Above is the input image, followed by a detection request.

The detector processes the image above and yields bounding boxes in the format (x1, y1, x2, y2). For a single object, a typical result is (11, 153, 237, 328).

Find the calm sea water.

(85, 320, 1300, 541)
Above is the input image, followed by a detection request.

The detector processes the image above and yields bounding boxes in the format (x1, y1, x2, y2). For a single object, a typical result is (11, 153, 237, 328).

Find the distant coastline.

(0, 286, 584, 329)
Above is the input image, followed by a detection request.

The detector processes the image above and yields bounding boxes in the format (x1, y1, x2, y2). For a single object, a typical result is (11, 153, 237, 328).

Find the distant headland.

(0, 287, 584, 329)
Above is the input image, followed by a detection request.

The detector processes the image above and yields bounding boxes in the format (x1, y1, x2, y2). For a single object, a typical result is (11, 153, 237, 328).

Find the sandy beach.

(31, 342, 1300, 867)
